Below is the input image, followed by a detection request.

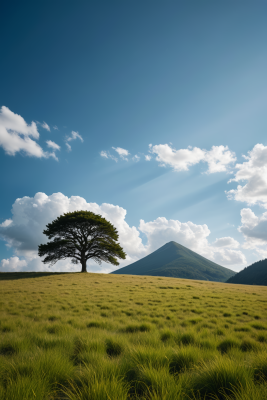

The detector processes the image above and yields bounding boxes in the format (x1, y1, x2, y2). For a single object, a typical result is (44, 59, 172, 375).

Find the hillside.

(227, 258, 267, 285)
(112, 241, 236, 282)
(0, 272, 267, 399)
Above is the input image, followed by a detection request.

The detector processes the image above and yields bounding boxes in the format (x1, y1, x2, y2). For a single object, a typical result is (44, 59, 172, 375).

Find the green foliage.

(38, 210, 126, 272)
(169, 347, 201, 374)
(189, 356, 254, 400)
(217, 339, 240, 354)
(227, 258, 267, 286)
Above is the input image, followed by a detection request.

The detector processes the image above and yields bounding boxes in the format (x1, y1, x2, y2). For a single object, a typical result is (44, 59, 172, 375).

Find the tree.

(38, 210, 126, 272)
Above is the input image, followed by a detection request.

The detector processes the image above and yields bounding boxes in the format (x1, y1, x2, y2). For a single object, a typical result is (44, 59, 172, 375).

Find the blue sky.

(1, 1, 267, 273)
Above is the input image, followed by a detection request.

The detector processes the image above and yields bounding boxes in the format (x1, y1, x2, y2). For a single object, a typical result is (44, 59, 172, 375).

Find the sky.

(1, 1, 267, 274)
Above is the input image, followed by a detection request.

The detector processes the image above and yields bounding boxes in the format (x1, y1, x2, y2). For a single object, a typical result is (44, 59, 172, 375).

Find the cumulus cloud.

(139, 217, 245, 267)
(212, 249, 246, 266)
(1, 256, 27, 271)
(0, 106, 57, 159)
(112, 147, 130, 161)
(151, 144, 205, 171)
(150, 144, 236, 173)
(139, 217, 211, 257)
(0, 219, 12, 227)
(239, 208, 267, 249)
(213, 237, 240, 248)
(0, 192, 246, 272)
(41, 121, 50, 131)
(46, 140, 60, 151)
(205, 146, 236, 174)
(227, 144, 267, 208)
(145, 155, 151, 161)
(0, 193, 145, 272)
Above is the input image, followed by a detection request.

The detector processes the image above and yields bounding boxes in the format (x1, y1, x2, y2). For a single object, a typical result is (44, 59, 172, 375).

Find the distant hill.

(112, 241, 236, 282)
(227, 258, 267, 286)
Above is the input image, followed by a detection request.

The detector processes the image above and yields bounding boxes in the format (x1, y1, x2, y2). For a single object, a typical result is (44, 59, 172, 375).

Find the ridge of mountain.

(227, 258, 267, 286)
(111, 241, 236, 282)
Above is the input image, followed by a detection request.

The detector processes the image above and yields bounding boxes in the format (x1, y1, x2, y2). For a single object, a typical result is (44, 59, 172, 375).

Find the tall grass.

(0, 272, 267, 399)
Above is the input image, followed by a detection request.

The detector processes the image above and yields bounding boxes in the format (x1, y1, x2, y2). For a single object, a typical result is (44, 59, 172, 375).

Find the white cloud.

(0, 192, 145, 272)
(100, 150, 108, 158)
(139, 217, 211, 256)
(0, 219, 12, 228)
(151, 144, 205, 171)
(139, 217, 246, 268)
(213, 237, 240, 248)
(227, 144, 267, 208)
(205, 145, 236, 174)
(145, 155, 151, 161)
(66, 143, 72, 152)
(0, 192, 247, 272)
(212, 249, 246, 267)
(53, 125, 58, 130)
(112, 147, 129, 161)
(132, 155, 140, 162)
(41, 121, 50, 132)
(150, 144, 235, 173)
(100, 150, 118, 162)
(66, 131, 83, 143)
(1, 256, 27, 271)
(239, 208, 267, 249)
(46, 140, 60, 151)
(0, 106, 57, 159)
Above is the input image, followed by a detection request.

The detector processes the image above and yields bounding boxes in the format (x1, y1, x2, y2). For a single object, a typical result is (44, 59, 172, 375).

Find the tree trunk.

(81, 259, 87, 273)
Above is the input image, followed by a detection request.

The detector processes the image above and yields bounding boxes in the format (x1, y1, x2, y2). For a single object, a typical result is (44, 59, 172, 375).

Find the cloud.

(66, 143, 72, 152)
(205, 146, 236, 174)
(132, 155, 140, 162)
(138, 217, 245, 267)
(227, 144, 267, 208)
(112, 147, 129, 161)
(65, 131, 83, 152)
(145, 155, 151, 161)
(150, 144, 236, 173)
(1, 256, 27, 271)
(0, 192, 247, 272)
(100, 150, 108, 159)
(212, 249, 246, 266)
(41, 121, 50, 131)
(0, 192, 145, 272)
(100, 150, 118, 162)
(53, 125, 58, 130)
(0, 106, 57, 159)
(151, 144, 205, 171)
(66, 131, 83, 143)
(46, 140, 60, 151)
(239, 208, 267, 248)
(0, 219, 12, 227)
(213, 237, 240, 248)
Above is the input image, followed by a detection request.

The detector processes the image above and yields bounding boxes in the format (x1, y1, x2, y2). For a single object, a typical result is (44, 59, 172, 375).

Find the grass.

(0, 272, 267, 399)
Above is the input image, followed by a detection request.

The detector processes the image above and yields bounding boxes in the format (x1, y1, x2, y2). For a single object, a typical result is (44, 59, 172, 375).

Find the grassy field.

(0, 272, 267, 399)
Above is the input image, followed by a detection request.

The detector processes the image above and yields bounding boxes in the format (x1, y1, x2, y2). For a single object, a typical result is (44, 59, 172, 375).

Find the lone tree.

(38, 211, 126, 272)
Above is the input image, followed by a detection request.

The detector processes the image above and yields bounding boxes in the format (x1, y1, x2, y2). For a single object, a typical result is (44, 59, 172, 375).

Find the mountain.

(111, 241, 236, 282)
(227, 258, 267, 286)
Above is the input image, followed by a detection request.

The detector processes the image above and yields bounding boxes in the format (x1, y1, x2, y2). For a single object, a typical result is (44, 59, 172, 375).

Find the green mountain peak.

(111, 241, 235, 282)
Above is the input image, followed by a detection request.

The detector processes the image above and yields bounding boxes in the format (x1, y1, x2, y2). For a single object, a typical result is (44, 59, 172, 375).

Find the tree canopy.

(38, 211, 126, 272)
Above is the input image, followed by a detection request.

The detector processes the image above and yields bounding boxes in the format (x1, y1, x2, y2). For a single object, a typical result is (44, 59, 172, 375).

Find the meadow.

(0, 272, 267, 399)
